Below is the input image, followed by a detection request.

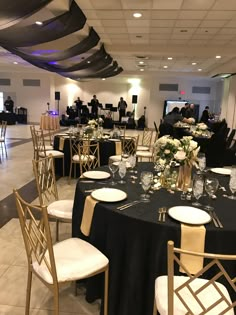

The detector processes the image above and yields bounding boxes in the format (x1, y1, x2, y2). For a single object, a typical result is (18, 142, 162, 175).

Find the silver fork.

(162, 207, 167, 222)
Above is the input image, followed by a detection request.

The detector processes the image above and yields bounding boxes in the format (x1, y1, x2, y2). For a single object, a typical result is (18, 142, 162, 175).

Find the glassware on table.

(118, 160, 127, 184)
(204, 177, 219, 211)
(140, 171, 153, 202)
(108, 158, 119, 185)
(128, 154, 136, 173)
(228, 166, 236, 200)
(197, 153, 206, 174)
(192, 175, 204, 206)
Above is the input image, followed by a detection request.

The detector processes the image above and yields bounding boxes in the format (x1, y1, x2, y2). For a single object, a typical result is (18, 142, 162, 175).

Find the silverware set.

(117, 200, 143, 210)
(209, 210, 223, 228)
(158, 207, 167, 222)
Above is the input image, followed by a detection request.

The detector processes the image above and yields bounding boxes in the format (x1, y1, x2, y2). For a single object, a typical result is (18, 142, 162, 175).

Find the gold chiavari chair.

(14, 189, 109, 315)
(109, 135, 139, 164)
(137, 130, 158, 162)
(153, 240, 236, 315)
(32, 155, 73, 241)
(33, 128, 64, 176)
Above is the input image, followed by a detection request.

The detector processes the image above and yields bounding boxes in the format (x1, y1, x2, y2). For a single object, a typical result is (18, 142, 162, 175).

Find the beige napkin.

(59, 137, 65, 150)
(115, 141, 122, 155)
(80, 196, 98, 236)
(180, 224, 206, 274)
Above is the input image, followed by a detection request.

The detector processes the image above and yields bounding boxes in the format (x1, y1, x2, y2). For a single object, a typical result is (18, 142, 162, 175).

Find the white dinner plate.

(83, 171, 111, 180)
(109, 139, 120, 142)
(91, 188, 127, 202)
(210, 168, 231, 175)
(168, 206, 211, 225)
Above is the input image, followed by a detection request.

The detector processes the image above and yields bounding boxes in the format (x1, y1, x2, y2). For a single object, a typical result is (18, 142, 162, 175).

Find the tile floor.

(0, 124, 144, 314)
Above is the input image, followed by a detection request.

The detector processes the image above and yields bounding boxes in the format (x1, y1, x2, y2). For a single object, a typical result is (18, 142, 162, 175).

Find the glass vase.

(176, 163, 192, 191)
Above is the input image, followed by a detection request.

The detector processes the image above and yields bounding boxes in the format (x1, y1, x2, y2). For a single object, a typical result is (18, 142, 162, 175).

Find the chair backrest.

(167, 240, 236, 315)
(114, 124, 126, 138)
(141, 128, 154, 147)
(226, 129, 236, 148)
(78, 141, 100, 175)
(0, 121, 7, 139)
(14, 189, 58, 284)
(32, 155, 59, 206)
(121, 135, 139, 155)
(34, 129, 47, 159)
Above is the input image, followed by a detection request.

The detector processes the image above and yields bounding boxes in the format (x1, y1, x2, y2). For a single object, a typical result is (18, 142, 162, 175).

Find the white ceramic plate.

(91, 188, 127, 202)
(168, 206, 211, 225)
(109, 139, 120, 142)
(83, 171, 111, 180)
(211, 168, 231, 175)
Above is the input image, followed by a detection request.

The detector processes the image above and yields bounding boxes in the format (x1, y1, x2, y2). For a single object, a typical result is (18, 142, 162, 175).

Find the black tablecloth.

(53, 136, 117, 176)
(72, 163, 236, 315)
(0, 112, 16, 124)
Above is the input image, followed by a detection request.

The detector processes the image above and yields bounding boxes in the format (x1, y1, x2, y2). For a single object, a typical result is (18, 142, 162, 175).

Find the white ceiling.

(2, 0, 236, 79)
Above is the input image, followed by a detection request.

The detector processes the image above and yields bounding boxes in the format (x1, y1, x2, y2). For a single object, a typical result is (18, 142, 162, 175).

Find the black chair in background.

(206, 127, 228, 167)
(158, 122, 174, 138)
(154, 121, 158, 133)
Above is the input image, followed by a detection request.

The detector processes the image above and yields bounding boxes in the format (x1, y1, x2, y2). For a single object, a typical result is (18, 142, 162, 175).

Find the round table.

(53, 135, 121, 176)
(72, 163, 236, 315)
(40, 114, 60, 130)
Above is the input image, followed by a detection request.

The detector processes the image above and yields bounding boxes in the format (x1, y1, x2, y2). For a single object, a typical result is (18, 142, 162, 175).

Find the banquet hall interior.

(0, 0, 236, 314)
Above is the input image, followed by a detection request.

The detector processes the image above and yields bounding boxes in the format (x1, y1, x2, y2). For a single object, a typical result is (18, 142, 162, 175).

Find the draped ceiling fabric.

(0, 0, 123, 80)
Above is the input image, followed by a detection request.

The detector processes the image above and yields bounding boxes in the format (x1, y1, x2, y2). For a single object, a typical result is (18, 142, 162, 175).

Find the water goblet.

(128, 154, 136, 173)
(228, 167, 236, 200)
(118, 160, 127, 184)
(140, 171, 153, 202)
(197, 153, 206, 174)
(192, 175, 204, 206)
(204, 177, 219, 211)
(108, 158, 119, 185)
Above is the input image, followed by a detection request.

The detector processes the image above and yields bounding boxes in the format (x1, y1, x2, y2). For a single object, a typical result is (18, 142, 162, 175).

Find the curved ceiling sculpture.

(0, 0, 123, 80)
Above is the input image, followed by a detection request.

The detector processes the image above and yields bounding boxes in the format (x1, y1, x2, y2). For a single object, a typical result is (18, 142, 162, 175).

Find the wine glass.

(140, 171, 153, 202)
(108, 158, 119, 185)
(118, 160, 127, 184)
(197, 153, 206, 174)
(192, 175, 204, 206)
(228, 167, 236, 199)
(204, 177, 219, 211)
(128, 154, 136, 173)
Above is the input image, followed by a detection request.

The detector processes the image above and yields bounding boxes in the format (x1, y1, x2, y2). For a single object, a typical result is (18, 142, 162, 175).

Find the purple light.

(48, 61, 58, 65)
(31, 49, 59, 56)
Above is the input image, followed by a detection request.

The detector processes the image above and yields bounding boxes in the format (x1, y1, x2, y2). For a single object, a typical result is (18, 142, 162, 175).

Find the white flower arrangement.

(96, 117, 104, 124)
(154, 135, 199, 167)
(88, 119, 97, 126)
(196, 122, 208, 131)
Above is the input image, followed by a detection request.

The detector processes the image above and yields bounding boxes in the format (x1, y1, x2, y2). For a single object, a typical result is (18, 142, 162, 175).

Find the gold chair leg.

(152, 296, 157, 315)
(104, 267, 109, 315)
(25, 267, 32, 315)
(53, 285, 59, 315)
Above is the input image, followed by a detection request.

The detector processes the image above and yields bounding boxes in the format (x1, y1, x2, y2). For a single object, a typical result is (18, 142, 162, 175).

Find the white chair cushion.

(46, 150, 64, 157)
(72, 154, 95, 162)
(45, 145, 54, 150)
(155, 275, 234, 315)
(47, 200, 73, 219)
(137, 145, 149, 151)
(32, 238, 109, 284)
(109, 155, 122, 162)
(136, 151, 152, 157)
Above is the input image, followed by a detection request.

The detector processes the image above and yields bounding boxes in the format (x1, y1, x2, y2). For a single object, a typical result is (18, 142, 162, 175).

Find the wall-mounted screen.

(163, 100, 187, 117)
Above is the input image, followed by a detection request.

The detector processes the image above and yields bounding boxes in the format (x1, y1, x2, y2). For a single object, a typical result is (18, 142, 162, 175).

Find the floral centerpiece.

(193, 122, 209, 137)
(84, 119, 97, 136)
(154, 135, 199, 190)
(96, 117, 104, 126)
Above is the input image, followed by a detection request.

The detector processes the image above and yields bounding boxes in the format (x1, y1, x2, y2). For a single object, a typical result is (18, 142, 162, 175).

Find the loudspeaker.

(132, 95, 138, 104)
(55, 91, 60, 100)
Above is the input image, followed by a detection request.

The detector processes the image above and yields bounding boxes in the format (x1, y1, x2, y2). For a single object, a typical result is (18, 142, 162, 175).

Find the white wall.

(0, 70, 224, 127)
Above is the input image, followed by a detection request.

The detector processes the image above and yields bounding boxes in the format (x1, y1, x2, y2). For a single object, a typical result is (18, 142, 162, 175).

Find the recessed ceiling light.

(87, 60, 91, 64)
(13, 61, 18, 64)
(216, 55, 221, 59)
(102, 78, 106, 81)
(198, 68, 202, 71)
(163, 65, 168, 69)
(139, 61, 144, 64)
(35, 21, 43, 25)
(140, 68, 144, 71)
(192, 62, 197, 65)
(133, 12, 142, 18)
(180, 29, 188, 32)
(136, 35, 142, 38)
(167, 57, 173, 60)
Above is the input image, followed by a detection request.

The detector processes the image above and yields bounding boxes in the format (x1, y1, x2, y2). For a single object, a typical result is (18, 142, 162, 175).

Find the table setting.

(71, 135, 236, 315)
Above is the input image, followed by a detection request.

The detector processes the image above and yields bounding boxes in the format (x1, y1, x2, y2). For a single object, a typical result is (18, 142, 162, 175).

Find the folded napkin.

(115, 141, 122, 155)
(180, 224, 206, 274)
(59, 137, 65, 150)
(80, 196, 98, 236)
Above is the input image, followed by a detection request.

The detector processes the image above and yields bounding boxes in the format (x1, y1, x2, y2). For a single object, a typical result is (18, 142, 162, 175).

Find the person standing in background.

(74, 97, 82, 120)
(91, 95, 99, 118)
(118, 97, 127, 122)
(4, 96, 14, 113)
(180, 102, 189, 118)
(185, 103, 195, 119)
(200, 106, 210, 124)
